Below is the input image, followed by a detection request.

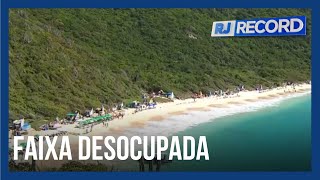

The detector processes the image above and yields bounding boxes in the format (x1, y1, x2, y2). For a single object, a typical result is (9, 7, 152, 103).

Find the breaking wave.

(122, 91, 311, 137)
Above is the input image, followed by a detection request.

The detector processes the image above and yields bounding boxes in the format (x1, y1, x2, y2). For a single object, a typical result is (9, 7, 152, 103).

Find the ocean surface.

(115, 93, 311, 171)
(161, 93, 311, 171)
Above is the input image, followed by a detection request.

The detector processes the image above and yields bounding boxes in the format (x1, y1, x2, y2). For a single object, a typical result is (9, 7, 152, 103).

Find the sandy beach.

(13, 83, 311, 138)
(86, 83, 311, 136)
(9, 83, 311, 170)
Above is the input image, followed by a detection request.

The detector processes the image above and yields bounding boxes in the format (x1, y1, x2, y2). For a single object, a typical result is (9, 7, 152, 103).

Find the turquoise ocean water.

(160, 94, 311, 171)
(111, 93, 311, 171)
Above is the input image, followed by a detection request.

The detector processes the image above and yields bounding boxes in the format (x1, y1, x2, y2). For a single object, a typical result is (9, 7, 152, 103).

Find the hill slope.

(9, 8, 311, 120)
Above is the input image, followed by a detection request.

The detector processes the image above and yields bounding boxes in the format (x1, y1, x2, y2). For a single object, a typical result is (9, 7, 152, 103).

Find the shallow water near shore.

(18, 92, 310, 171)
(112, 93, 311, 171)
(160, 93, 311, 171)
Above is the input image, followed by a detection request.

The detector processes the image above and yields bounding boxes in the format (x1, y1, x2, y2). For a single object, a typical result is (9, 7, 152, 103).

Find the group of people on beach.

(11, 81, 310, 137)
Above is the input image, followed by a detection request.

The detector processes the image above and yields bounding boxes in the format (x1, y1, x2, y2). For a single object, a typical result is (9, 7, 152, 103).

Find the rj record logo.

(211, 16, 306, 37)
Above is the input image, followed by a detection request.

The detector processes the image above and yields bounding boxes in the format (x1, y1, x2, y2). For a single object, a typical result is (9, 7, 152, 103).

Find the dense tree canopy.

(9, 8, 311, 120)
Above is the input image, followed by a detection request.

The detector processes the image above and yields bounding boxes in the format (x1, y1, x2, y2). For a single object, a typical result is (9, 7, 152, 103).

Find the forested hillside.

(9, 9, 311, 120)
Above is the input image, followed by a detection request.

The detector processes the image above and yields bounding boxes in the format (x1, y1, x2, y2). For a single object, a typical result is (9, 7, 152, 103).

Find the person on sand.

(192, 94, 196, 102)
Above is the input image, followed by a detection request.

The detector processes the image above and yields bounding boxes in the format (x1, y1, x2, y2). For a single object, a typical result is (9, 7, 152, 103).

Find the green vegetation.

(9, 9, 311, 120)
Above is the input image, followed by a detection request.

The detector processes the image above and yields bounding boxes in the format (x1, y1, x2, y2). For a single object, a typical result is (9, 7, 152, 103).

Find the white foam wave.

(122, 91, 311, 137)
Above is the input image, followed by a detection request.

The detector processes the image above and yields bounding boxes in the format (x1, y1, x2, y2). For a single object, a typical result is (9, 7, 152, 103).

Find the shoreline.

(14, 83, 311, 138)
(9, 84, 311, 170)
(88, 83, 311, 136)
